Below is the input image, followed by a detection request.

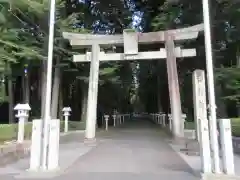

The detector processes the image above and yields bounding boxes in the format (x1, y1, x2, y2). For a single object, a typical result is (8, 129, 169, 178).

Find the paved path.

(0, 119, 200, 180)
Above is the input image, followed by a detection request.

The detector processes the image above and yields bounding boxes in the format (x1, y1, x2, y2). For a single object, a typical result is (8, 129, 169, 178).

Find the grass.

(124, 29, 136, 32)
(0, 121, 85, 143)
(184, 118, 240, 137)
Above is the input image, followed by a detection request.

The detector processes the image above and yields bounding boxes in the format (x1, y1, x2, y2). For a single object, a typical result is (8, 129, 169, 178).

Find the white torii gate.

(63, 24, 204, 140)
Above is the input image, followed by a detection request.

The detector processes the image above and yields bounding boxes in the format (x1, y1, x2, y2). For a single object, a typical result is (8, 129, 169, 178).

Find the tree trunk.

(51, 62, 61, 119)
(8, 75, 14, 124)
(58, 86, 63, 120)
(41, 61, 47, 118)
(215, 84, 227, 118)
(157, 62, 163, 113)
(22, 72, 30, 104)
(38, 68, 42, 100)
(21, 76, 25, 102)
(25, 72, 30, 103)
(237, 53, 240, 116)
(80, 84, 88, 122)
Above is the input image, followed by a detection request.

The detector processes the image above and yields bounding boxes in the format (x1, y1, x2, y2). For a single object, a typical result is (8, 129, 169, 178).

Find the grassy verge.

(184, 118, 240, 137)
(0, 121, 85, 143)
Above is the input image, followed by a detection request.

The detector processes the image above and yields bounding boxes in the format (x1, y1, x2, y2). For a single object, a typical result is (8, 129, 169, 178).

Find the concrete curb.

(60, 130, 85, 137)
(0, 141, 31, 166)
(201, 173, 240, 180)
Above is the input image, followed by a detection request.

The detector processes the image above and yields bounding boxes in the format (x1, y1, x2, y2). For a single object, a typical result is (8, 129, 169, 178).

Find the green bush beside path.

(185, 118, 240, 137)
(0, 121, 85, 143)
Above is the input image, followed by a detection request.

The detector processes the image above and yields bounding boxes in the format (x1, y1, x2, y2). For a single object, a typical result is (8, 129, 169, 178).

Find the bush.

(230, 118, 240, 137)
(184, 121, 195, 129)
(60, 121, 85, 131)
(0, 121, 85, 143)
(184, 118, 240, 137)
(0, 124, 18, 142)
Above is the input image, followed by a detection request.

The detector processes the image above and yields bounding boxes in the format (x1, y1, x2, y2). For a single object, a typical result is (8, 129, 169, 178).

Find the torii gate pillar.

(85, 44, 100, 140)
(165, 32, 183, 138)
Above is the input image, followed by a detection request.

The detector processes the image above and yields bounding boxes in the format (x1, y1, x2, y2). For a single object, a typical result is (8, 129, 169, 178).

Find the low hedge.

(185, 118, 240, 137)
(0, 121, 85, 143)
(230, 118, 240, 137)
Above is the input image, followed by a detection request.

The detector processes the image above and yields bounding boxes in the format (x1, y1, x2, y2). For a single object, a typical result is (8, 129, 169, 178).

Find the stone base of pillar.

(84, 138, 96, 146)
(201, 173, 240, 180)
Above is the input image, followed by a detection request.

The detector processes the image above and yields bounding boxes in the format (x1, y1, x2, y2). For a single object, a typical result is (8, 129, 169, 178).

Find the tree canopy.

(0, 0, 239, 123)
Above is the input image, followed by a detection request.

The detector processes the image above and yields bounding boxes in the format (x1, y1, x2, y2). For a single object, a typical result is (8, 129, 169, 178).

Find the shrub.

(184, 118, 240, 137)
(0, 121, 85, 143)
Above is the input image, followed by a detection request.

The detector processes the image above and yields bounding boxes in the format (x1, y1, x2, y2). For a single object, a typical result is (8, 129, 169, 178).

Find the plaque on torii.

(62, 23, 204, 139)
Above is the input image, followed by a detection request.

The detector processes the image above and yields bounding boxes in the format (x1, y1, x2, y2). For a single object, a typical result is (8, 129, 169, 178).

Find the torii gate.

(63, 24, 204, 140)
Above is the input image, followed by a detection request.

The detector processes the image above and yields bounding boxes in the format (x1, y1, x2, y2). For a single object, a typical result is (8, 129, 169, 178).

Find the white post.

(202, 0, 220, 173)
(47, 119, 60, 170)
(122, 115, 125, 123)
(62, 107, 71, 133)
(29, 119, 42, 171)
(119, 115, 122, 125)
(14, 104, 31, 143)
(104, 115, 109, 131)
(162, 114, 166, 127)
(18, 117, 25, 143)
(159, 114, 162, 124)
(182, 114, 187, 133)
(64, 116, 69, 132)
(41, 0, 56, 170)
(192, 70, 212, 173)
(85, 44, 100, 140)
(219, 119, 235, 175)
(168, 114, 172, 131)
(112, 115, 116, 127)
(199, 117, 212, 173)
(157, 114, 160, 124)
(193, 70, 204, 142)
(208, 115, 214, 152)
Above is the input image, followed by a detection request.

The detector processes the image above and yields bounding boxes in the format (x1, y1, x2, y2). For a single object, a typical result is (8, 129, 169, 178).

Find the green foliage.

(124, 29, 136, 32)
(184, 121, 195, 130)
(151, 2, 180, 31)
(185, 118, 240, 137)
(216, 67, 240, 104)
(0, 121, 85, 143)
(0, 123, 32, 142)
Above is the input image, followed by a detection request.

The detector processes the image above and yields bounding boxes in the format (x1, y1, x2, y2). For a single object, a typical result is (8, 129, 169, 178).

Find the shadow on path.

(62, 119, 200, 180)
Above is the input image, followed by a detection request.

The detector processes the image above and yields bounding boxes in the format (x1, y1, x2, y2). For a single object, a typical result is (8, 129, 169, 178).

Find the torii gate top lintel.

(62, 23, 204, 47)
